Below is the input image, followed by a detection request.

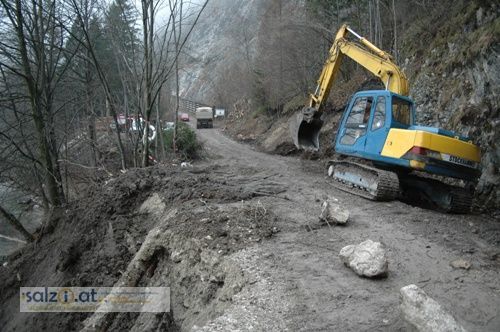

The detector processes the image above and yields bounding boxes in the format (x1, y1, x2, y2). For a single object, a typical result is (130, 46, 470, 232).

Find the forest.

(0, 0, 208, 223)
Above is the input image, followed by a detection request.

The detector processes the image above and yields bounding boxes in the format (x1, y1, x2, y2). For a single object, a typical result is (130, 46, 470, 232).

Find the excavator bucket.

(290, 107, 324, 151)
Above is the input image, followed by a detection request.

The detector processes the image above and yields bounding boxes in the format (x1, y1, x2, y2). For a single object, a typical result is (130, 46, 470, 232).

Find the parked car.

(109, 114, 128, 130)
(215, 109, 225, 118)
(180, 113, 190, 122)
(129, 117, 156, 141)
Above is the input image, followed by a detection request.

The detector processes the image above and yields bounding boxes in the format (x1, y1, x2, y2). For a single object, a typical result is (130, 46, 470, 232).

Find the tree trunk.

(10, 0, 66, 207)
(392, 0, 398, 61)
(0, 204, 34, 242)
(70, 0, 128, 170)
(141, 0, 154, 167)
(156, 93, 166, 161)
(86, 48, 97, 169)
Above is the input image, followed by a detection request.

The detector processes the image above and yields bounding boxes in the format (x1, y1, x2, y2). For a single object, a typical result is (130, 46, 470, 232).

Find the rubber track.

(327, 161, 400, 201)
(448, 188, 473, 214)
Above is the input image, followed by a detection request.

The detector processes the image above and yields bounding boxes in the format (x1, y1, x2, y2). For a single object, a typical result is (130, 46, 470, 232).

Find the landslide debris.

(0, 164, 281, 331)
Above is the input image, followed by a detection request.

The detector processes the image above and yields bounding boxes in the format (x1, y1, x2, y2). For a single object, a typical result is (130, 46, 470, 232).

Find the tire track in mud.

(194, 124, 500, 331)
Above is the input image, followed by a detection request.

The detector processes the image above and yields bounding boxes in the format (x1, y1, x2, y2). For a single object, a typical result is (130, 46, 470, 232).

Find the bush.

(251, 105, 268, 119)
(163, 122, 201, 159)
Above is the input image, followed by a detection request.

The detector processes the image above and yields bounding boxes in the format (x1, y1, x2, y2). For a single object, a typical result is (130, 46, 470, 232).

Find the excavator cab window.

(346, 97, 373, 125)
(340, 96, 373, 145)
(391, 96, 412, 126)
(371, 96, 386, 130)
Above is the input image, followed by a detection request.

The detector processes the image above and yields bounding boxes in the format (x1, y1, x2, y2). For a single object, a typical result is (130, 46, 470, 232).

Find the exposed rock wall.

(402, 1, 499, 211)
(179, 0, 265, 102)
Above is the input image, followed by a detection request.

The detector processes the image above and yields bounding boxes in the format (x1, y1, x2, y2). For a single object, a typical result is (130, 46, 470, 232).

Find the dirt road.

(1, 123, 498, 332)
(194, 123, 500, 331)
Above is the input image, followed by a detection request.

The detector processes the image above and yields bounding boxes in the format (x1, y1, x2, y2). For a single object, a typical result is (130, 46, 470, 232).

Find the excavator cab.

(335, 90, 413, 160)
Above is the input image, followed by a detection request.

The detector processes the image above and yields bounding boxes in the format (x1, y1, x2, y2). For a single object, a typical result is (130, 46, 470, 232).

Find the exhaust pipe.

(290, 107, 324, 151)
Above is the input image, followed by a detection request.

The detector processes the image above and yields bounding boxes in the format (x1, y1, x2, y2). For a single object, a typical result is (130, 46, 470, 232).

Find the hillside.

(179, 0, 265, 101)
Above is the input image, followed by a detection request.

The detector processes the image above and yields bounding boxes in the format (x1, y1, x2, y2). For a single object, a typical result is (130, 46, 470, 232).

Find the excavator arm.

(292, 24, 409, 150)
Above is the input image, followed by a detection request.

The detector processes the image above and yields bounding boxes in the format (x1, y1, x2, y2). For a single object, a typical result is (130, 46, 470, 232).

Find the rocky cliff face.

(402, 1, 499, 211)
(180, 0, 265, 102)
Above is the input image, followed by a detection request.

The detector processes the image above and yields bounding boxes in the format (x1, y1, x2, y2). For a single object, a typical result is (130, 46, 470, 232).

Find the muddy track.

(194, 123, 500, 331)
(1, 123, 498, 332)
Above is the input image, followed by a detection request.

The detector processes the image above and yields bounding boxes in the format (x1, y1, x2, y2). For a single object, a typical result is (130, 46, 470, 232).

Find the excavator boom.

(292, 24, 408, 150)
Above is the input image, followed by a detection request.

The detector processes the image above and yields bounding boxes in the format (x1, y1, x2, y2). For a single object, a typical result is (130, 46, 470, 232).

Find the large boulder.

(339, 239, 388, 277)
(400, 284, 467, 332)
(319, 198, 349, 224)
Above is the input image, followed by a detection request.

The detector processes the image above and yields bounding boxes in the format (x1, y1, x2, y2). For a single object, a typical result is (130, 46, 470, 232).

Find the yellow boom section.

(308, 24, 409, 111)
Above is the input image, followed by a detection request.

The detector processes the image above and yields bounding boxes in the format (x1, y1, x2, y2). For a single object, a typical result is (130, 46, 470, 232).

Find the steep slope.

(401, 1, 499, 211)
(179, 0, 265, 102)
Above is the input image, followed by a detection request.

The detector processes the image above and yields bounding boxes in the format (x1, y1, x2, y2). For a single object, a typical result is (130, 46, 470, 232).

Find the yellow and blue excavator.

(291, 24, 481, 213)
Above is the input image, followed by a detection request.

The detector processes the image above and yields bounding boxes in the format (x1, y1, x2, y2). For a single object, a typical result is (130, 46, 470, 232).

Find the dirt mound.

(0, 164, 280, 331)
(273, 142, 300, 156)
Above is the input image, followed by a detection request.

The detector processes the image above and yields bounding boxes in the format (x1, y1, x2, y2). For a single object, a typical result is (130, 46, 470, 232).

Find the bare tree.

(68, 0, 129, 170)
(139, 0, 209, 166)
(0, 204, 34, 242)
(0, 0, 69, 207)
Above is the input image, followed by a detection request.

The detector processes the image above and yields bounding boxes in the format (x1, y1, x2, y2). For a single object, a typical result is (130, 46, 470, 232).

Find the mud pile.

(0, 164, 280, 331)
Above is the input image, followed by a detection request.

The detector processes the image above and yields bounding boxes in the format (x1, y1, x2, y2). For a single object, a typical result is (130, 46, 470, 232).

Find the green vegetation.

(163, 122, 201, 159)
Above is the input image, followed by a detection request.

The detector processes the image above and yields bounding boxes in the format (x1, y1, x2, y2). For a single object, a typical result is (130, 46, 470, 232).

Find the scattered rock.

(103, 221, 117, 257)
(171, 250, 183, 263)
(487, 251, 500, 261)
(139, 193, 166, 215)
(462, 248, 475, 254)
(17, 197, 32, 205)
(339, 240, 388, 277)
(400, 284, 467, 332)
(125, 232, 137, 254)
(319, 199, 349, 224)
(450, 259, 471, 270)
